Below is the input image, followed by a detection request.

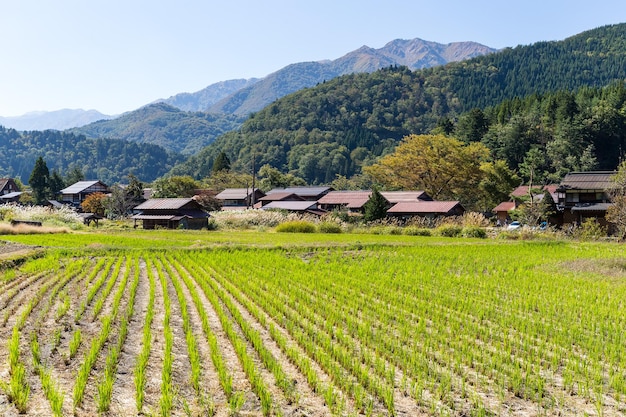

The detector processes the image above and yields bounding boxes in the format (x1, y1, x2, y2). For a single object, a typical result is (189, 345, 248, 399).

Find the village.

(0, 170, 617, 234)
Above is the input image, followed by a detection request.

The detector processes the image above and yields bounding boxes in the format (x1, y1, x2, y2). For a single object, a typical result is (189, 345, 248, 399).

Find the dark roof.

(558, 172, 616, 191)
(134, 198, 198, 210)
(267, 186, 332, 197)
(215, 188, 262, 200)
(60, 180, 108, 194)
(571, 202, 612, 212)
(387, 201, 463, 215)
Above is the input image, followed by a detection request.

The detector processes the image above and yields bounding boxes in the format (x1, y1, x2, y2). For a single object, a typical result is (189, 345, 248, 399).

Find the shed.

(387, 201, 465, 219)
(132, 198, 209, 229)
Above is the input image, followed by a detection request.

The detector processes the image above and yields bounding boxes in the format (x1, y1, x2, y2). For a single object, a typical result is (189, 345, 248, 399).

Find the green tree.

(48, 170, 65, 199)
(364, 134, 490, 206)
(477, 160, 521, 212)
(257, 164, 306, 191)
(29, 156, 50, 205)
(607, 162, 626, 240)
(363, 188, 389, 222)
(212, 151, 231, 174)
(152, 175, 199, 198)
(65, 165, 85, 185)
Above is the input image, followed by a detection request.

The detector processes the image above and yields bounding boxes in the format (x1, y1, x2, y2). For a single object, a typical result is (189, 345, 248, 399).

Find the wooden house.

(215, 188, 265, 210)
(257, 192, 304, 208)
(260, 200, 326, 216)
(60, 180, 109, 207)
(555, 171, 615, 227)
(132, 198, 209, 230)
(0, 178, 19, 196)
(317, 191, 380, 214)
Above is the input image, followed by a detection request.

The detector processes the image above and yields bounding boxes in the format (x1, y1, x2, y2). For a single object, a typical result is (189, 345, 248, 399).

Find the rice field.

(0, 230, 624, 416)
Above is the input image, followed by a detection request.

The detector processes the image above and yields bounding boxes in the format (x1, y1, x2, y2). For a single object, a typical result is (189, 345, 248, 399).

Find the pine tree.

(212, 151, 231, 174)
(363, 189, 388, 222)
(29, 156, 50, 205)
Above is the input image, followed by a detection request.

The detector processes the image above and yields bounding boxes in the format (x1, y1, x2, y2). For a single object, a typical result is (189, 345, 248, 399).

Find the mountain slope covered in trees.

(0, 127, 183, 184)
(170, 23, 626, 184)
(69, 103, 247, 155)
(208, 38, 495, 115)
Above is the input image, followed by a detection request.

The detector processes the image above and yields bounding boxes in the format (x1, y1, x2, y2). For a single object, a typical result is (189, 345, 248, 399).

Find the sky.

(0, 0, 624, 117)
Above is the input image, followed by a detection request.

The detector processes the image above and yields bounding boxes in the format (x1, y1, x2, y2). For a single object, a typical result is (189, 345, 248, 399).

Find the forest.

(170, 24, 626, 185)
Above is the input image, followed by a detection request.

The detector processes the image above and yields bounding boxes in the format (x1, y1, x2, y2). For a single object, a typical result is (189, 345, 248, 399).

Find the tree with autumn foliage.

(81, 192, 106, 216)
(364, 134, 491, 208)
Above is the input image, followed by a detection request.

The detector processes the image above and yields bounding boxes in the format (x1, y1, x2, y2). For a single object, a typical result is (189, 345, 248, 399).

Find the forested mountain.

(69, 103, 247, 155)
(170, 24, 626, 184)
(0, 109, 113, 131)
(208, 38, 495, 115)
(0, 127, 183, 184)
(156, 78, 259, 111)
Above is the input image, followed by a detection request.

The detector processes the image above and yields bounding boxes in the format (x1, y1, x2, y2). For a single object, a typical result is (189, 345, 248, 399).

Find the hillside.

(208, 38, 495, 115)
(0, 126, 183, 184)
(69, 103, 247, 155)
(170, 23, 626, 184)
(156, 78, 259, 111)
(0, 109, 113, 131)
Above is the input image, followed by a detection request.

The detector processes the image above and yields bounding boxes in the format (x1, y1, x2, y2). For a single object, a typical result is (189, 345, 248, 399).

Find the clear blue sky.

(0, 0, 623, 116)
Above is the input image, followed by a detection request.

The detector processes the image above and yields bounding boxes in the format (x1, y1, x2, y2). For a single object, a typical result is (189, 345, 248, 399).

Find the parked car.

(506, 221, 522, 230)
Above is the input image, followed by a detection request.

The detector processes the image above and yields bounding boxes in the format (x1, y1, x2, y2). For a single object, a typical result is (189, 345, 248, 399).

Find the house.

(492, 185, 559, 224)
(0, 178, 19, 196)
(387, 201, 465, 220)
(131, 198, 209, 230)
(260, 200, 326, 216)
(555, 171, 615, 227)
(317, 191, 376, 213)
(265, 186, 333, 201)
(215, 188, 265, 210)
(257, 192, 304, 208)
(60, 180, 109, 207)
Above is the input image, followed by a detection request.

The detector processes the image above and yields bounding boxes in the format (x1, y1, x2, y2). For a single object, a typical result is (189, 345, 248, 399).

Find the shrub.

(435, 224, 463, 237)
(573, 218, 607, 241)
(461, 226, 487, 239)
(275, 221, 317, 233)
(403, 227, 432, 236)
(318, 222, 342, 234)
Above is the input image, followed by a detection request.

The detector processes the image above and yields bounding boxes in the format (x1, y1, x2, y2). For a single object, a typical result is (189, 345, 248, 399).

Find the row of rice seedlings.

(73, 257, 115, 323)
(2, 327, 30, 413)
(97, 256, 140, 412)
(1, 270, 58, 327)
(174, 254, 298, 403)
(30, 333, 64, 416)
(154, 257, 174, 417)
(163, 255, 234, 401)
(0, 270, 47, 310)
(73, 256, 130, 409)
(158, 256, 202, 394)
(203, 258, 345, 413)
(202, 253, 389, 414)
(91, 256, 125, 321)
(134, 256, 156, 413)
(182, 256, 273, 416)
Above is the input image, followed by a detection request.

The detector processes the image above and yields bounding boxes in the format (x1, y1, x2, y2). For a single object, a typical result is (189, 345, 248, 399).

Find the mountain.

(69, 103, 247, 155)
(155, 78, 260, 111)
(0, 126, 182, 184)
(207, 39, 496, 115)
(0, 109, 113, 131)
(169, 23, 626, 184)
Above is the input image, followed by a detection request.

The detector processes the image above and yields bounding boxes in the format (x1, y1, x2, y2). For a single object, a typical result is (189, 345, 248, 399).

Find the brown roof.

(493, 201, 517, 212)
(258, 192, 304, 202)
(380, 191, 431, 202)
(387, 201, 463, 215)
(558, 171, 616, 190)
(317, 191, 373, 208)
(261, 201, 319, 211)
(134, 198, 197, 210)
